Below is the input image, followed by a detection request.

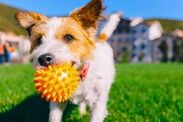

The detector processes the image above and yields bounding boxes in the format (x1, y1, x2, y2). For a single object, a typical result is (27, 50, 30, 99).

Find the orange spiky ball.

(34, 63, 80, 102)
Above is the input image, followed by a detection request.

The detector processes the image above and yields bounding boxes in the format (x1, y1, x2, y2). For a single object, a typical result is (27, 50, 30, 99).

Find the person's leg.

(0, 55, 3, 64)
(5, 52, 11, 63)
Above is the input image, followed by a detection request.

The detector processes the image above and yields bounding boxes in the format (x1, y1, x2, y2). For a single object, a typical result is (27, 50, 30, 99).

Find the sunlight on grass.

(0, 63, 183, 122)
(0, 64, 35, 113)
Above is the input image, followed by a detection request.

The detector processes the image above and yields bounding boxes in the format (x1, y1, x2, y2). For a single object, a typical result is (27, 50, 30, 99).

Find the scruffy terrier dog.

(15, 0, 120, 122)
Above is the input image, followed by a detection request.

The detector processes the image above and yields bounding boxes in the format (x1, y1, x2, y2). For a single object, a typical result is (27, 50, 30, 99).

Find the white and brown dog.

(15, 0, 120, 122)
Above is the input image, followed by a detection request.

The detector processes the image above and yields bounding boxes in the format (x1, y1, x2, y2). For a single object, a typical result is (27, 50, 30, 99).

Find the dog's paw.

(79, 102, 87, 115)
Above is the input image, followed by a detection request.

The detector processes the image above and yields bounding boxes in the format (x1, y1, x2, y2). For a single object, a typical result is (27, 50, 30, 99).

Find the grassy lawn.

(0, 63, 183, 122)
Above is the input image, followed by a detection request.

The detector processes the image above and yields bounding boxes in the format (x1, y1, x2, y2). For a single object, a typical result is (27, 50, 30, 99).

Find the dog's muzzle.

(38, 53, 54, 67)
(37, 53, 90, 81)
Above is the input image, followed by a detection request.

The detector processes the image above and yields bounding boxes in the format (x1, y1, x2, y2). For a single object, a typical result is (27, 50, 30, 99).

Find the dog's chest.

(71, 42, 115, 106)
(71, 66, 99, 106)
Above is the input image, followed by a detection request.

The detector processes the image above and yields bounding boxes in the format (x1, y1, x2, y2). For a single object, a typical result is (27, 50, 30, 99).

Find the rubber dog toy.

(34, 63, 80, 102)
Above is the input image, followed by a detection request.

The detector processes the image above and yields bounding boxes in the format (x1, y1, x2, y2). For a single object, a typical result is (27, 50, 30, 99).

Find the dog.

(15, 0, 120, 122)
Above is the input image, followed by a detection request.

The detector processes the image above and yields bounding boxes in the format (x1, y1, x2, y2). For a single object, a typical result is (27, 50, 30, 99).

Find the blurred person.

(0, 40, 4, 64)
(4, 42, 11, 64)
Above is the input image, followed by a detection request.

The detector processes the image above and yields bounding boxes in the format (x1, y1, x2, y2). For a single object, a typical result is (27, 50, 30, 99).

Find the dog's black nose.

(38, 53, 54, 66)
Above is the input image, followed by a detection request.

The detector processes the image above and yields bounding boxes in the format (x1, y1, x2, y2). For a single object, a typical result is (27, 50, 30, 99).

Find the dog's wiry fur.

(15, 0, 119, 122)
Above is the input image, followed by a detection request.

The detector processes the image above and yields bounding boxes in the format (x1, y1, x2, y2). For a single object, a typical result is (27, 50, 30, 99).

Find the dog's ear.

(70, 0, 103, 36)
(15, 11, 46, 33)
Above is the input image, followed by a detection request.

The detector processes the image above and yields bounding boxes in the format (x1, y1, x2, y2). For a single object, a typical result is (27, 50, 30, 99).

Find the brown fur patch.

(15, 0, 103, 60)
(29, 23, 46, 53)
(15, 11, 46, 29)
(56, 17, 96, 60)
(26, 16, 96, 59)
(70, 0, 103, 35)
(98, 33, 108, 41)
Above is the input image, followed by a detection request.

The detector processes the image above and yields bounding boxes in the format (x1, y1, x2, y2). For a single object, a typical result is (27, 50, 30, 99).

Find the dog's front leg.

(79, 102, 87, 115)
(90, 96, 108, 122)
(49, 102, 67, 122)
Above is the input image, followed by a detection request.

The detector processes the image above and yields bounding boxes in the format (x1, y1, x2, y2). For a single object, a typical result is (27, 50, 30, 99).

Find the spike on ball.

(34, 63, 80, 102)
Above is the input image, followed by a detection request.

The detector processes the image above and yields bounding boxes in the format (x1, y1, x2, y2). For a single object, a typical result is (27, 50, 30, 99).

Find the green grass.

(0, 64, 35, 112)
(0, 64, 183, 122)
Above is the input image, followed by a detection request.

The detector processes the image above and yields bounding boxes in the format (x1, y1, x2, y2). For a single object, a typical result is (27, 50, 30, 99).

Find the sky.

(0, 0, 182, 20)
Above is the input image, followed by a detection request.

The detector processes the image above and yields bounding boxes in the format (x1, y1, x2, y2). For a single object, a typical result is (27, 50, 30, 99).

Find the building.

(0, 32, 30, 63)
(130, 18, 152, 63)
(108, 17, 133, 62)
(106, 14, 160, 63)
(152, 33, 183, 62)
(100, 13, 183, 63)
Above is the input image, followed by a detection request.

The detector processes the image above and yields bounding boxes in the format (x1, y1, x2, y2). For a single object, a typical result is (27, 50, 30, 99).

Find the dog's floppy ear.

(70, 0, 104, 36)
(15, 11, 46, 32)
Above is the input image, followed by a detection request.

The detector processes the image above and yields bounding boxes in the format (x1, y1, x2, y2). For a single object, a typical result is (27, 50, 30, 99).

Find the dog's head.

(15, 0, 103, 68)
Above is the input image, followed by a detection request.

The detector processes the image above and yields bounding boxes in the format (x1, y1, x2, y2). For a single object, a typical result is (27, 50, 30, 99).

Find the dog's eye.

(37, 37, 42, 45)
(64, 34, 74, 43)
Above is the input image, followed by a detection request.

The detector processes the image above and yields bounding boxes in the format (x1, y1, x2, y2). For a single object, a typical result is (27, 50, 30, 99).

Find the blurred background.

(0, 0, 183, 122)
(0, 0, 182, 64)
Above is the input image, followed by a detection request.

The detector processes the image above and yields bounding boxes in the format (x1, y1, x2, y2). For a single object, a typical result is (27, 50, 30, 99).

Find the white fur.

(49, 102, 67, 122)
(79, 102, 87, 115)
(46, 17, 63, 39)
(72, 42, 115, 122)
(49, 42, 115, 122)
(30, 18, 78, 68)
(31, 17, 115, 122)
(100, 13, 121, 39)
